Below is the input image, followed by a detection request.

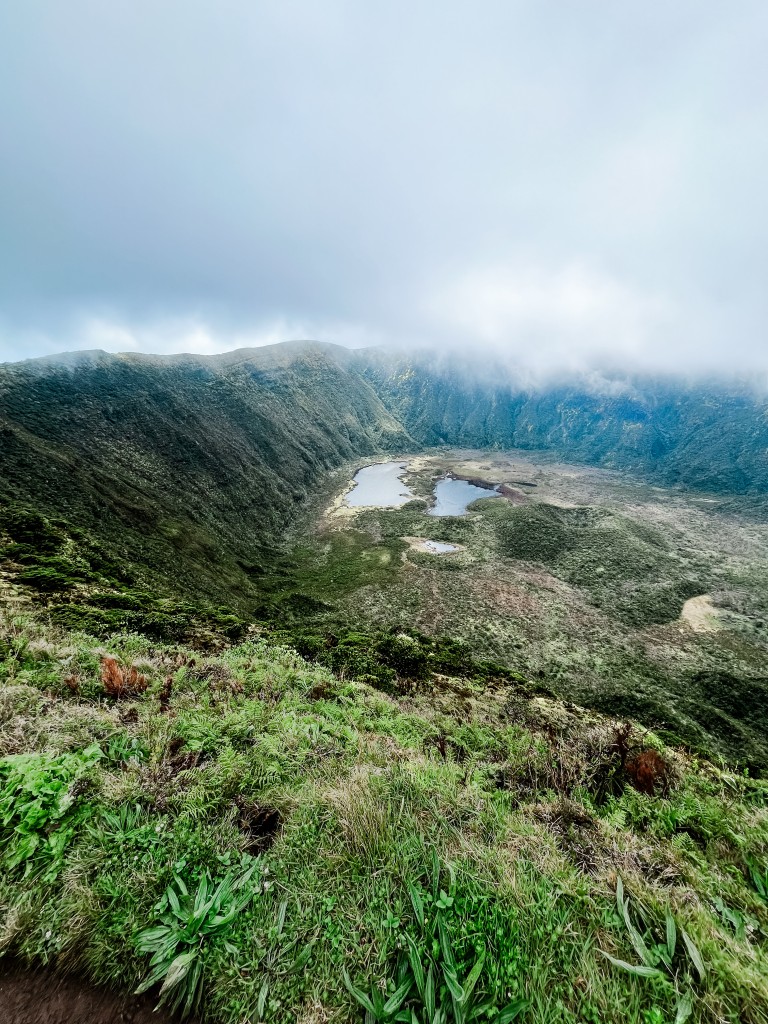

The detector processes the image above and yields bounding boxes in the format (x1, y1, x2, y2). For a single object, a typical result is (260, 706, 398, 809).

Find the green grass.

(1, 608, 767, 1023)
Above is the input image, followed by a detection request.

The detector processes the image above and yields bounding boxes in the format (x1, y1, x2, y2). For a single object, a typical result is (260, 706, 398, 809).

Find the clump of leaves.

(711, 896, 758, 943)
(746, 858, 768, 903)
(134, 857, 259, 1018)
(253, 899, 316, 1021)
(0, 744, 101, 881)
(600, 877, 705, 1024)
(344, 853, 528, 1024)
(100, 655, 148, 698)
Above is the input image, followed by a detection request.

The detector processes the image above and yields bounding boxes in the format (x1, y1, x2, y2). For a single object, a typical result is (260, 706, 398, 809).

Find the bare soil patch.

(0, 962, 179, 1024)
(679, 594, 719, 632)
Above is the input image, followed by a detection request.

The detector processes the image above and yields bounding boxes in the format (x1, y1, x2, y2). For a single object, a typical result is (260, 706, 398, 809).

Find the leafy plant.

(0, 744, 102, 881)
(711, 896, 757, 943)
(344, 854, 528, 1024)
(746, 858, 768, 903)
(600, 877, 705, 1023)
(252, 899, 316, 1021)
(134, 857, 259, 1018)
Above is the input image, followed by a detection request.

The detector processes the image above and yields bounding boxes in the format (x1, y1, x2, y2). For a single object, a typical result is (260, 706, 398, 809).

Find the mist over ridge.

(2, 2, 767, 372)
(9, 337, 768, 402)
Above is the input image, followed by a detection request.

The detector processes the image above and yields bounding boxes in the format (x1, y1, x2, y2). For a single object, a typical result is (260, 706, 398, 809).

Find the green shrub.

(0, 744, 102, 881)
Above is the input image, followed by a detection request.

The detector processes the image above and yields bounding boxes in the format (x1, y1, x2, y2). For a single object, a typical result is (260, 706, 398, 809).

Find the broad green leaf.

(622, 911, 655, 968)
(462, 952, 486, 1005)
(181, 957, 204, 1019)
(257, 979, 269, 1020)
(136, 925, 172, 947)
(383, 977, 413, 1015)
(406, 934, 426, 997)
(276, 899, 288, 937)
(425, 964, 436, 1021)
(158, 950, 197, 995)
(431, 848, 441, 902)
(681, 930, 706, 981)
(495, 1000, 530, 1024)
(287, 940, 316, 974)
(134, 961, 171, 995)
(438, 917, 455, 969)
(675, 990, 693, 1024)
(408, 882, 425, 928)
(343, 970, 377, 1016)
(600, 950, 664, 978)
(442, 965, 464, 1001)
(666, 911, 677, 960)
(194, 874, 209, 915)
(167, 885, 182, 917)
(446, 861, 456, 897)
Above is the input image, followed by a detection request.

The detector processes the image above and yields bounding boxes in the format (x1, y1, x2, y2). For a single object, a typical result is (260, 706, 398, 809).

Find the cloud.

(0, 1, 766, 372)
(421, 263, 681, 372)
(0, 313, 381, 364)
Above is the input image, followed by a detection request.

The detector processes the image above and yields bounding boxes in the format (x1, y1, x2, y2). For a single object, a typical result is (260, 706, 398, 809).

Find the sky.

(0, 1, 766, 373)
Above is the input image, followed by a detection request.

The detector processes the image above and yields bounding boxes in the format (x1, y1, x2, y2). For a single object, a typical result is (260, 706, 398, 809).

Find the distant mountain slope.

(1, 340, 767, 609)
(0, 342, 411, 603)
(357, 350, 768, 493)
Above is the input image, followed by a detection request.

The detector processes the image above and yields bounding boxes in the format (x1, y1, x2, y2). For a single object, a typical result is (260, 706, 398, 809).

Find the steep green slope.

(357, 351, 768, 493)
(0, 342, 411, 609)
(1, 609, 767, 1024)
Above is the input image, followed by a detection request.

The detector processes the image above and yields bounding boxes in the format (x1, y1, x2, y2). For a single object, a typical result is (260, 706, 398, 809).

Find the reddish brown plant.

(625, 748, 670, 796)
(100, 656, 148, 699)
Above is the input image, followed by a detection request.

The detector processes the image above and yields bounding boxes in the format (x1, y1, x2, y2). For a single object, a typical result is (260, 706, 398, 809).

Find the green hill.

(0, 343, 411, 610)
(357, 350, 768, 494)
(2, 341, 767, 624)
(1, 341, 768, 1021)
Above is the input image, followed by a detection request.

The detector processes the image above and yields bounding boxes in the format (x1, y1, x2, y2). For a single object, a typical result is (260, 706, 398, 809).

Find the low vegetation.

(1, 606, 767, 1023)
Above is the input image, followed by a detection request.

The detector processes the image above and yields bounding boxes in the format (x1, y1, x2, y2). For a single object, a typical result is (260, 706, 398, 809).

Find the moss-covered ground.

(1, 608, 767, 1023)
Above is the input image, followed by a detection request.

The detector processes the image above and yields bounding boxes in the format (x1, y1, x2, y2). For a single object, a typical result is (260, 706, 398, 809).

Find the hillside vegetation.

(2, 342, 768, 619)
(0, 343, 409, 608)
(1, 607, 767, 1024)
(2, 342, 768, 1021)
(357, 351, 768, 494)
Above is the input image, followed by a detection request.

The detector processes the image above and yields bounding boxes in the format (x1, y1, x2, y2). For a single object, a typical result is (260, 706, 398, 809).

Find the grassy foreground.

(1, 609, 767, 1023)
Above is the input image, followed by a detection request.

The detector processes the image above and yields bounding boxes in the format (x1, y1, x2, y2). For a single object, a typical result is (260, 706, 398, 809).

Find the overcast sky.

(1, 1, 766, 373)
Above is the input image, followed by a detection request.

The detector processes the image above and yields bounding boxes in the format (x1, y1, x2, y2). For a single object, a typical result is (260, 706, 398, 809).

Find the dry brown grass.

(100, 656, 148, 699)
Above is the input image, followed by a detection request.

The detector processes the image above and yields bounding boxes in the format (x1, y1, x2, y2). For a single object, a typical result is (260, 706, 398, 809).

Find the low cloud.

(421, 263, 686, 374)
(0, 2, 766, 374)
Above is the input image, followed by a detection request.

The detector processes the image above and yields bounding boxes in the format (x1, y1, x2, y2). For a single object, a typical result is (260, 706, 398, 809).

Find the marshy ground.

(300, 449, 768, 771)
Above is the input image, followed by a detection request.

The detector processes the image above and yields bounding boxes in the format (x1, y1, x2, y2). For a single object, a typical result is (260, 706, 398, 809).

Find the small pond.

(422, 541, 460, 554)
(345, 462, 414, 507)
(428, 477, 501, 517)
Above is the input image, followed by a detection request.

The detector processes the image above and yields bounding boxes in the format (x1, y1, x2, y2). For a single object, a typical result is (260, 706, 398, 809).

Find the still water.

(422, 541, 460, 553)
(428, 477, 501, 517)
(345, 462, 415, 507)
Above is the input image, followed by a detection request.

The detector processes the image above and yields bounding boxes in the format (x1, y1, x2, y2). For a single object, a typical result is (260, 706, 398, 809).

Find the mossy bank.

(1, 608, 767, 1023)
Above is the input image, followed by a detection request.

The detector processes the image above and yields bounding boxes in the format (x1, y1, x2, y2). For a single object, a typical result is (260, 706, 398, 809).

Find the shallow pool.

(422, 541, 460, 554)
(345, 462, 414, 507)
(428, 477, 501, 516)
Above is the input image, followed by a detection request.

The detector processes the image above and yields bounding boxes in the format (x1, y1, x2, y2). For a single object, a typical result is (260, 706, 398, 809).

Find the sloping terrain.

(1, 343, 768, 1023)
(358, 350, 768, 493)
(0, 609, 766, 1024)
(0, 343, 410, 608)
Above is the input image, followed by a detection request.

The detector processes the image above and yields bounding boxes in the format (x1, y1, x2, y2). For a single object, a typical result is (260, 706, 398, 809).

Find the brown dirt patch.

(0, 962, 180, 1024)
(679, 594, 719, 633)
